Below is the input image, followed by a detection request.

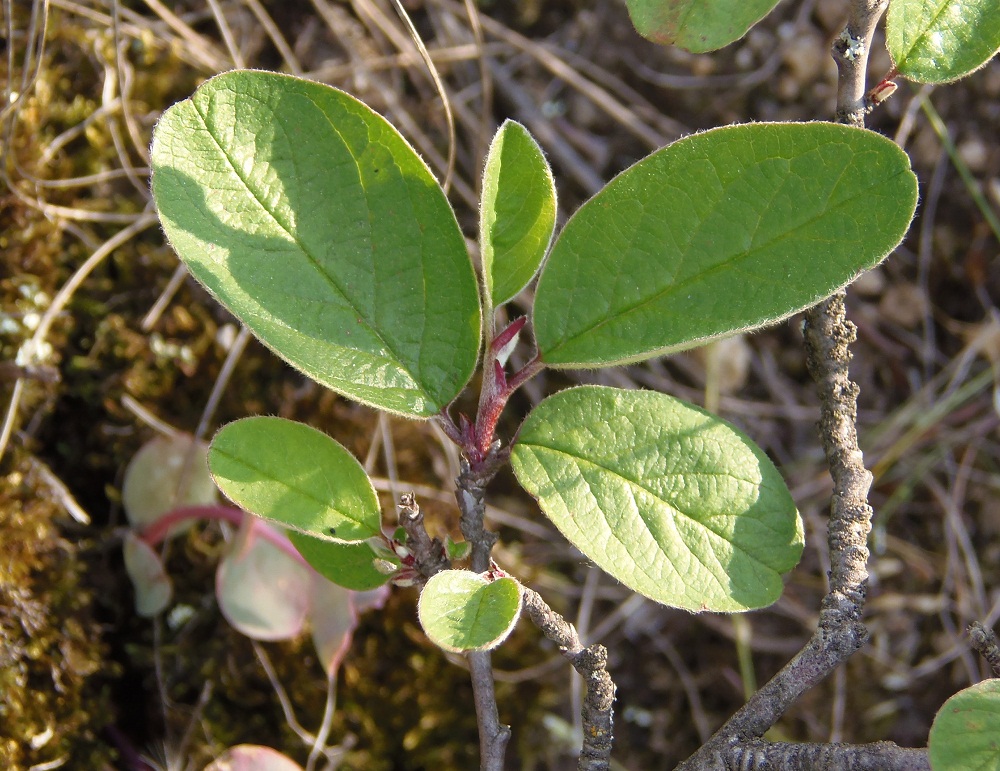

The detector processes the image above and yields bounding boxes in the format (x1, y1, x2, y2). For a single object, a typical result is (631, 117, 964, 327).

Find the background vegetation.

(2, 0, 999, 768)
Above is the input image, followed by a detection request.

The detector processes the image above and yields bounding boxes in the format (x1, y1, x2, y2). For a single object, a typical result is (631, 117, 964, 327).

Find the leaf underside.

(510, 386, 804, 612)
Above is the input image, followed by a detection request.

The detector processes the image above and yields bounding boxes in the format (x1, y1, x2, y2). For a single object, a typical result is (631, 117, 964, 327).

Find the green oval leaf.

(151, 70, 481, 418)
(625, 0, 781, 52)
(533, 122, 918, 368)
(481, 120, 557, 308)
(289, 532, 391, 591)
(887, 0, 1000, 84)
(929, 679, 1000, 771)
(208, 416, 381, 542)
(417, 570, 522, 652)
(510, 386, 803, 612)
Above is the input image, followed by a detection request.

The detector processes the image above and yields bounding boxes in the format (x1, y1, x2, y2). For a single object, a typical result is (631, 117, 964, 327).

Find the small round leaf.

(123, 532, 172, 617)
(122, 434, 217, 533)
(216, 522, 312, 641)
(417, 570, 522, 652)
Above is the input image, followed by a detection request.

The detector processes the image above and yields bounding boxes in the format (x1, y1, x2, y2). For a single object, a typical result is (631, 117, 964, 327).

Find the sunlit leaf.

(510, 386, 803, 612)
(887, 0, 1000, 83)
(417, 570, 522, 652)
(151, 70, 481, 417)
(481, 120, 556, 308)
(209, 416, 381, 542)
(533, 122, 918, 368)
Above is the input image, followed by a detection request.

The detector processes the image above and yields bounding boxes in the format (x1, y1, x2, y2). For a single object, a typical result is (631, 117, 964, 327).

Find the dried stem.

(522, 588, 614, 770)
(397, 492, 450, 578)
(968, 622, 1000, 677)
(677, 3, 930, 767)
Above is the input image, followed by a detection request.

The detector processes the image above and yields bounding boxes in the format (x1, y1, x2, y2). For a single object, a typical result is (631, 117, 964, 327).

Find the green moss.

(0, 460, 113, 770)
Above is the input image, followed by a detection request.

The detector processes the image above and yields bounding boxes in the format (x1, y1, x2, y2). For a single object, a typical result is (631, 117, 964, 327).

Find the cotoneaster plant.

(146, 0, 1000, 767)
(149, 68, 913, 620)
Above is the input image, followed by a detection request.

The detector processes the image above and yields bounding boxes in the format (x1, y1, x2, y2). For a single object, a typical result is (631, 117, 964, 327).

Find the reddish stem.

(490, 316, 527, 355)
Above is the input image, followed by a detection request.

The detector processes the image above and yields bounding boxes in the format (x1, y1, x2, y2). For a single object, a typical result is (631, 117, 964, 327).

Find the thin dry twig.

(522, 588, 615, 771)
(677, 3, 931, 768)
(968, 622, 1000, 677)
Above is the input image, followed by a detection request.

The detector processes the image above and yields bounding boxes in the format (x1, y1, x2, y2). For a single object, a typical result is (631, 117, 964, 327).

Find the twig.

(834, 0, 889, 127)
(522, 588, 614, 771)
(453, 454, 509, 770)
(729, 740, 929, 770)
(455, 456, 502, 573)
(676, 3, 932, 767)
(397, 493, 451, 578)
(968, 622, 1000, 677)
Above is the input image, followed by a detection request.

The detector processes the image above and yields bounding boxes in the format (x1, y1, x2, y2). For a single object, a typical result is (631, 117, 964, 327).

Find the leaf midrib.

(519, 439, 785, 574)
(191, 92, 425, 399)
(544, 148, 901, 359)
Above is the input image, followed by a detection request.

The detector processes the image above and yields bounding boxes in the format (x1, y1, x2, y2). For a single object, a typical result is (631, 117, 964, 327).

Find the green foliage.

(624, 0, 782, 52)
(533, 122, 918, 368)
(510, 386, 803, 612)
(928, 679, 1000, 770)
(480, 120, 556, 309)
(887, 0, 1000, 83)
(417, 570, 523, 652)
(151, 70, 481, 418)
(208, 416, 382, 542)
(289, 533, 392, 591)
